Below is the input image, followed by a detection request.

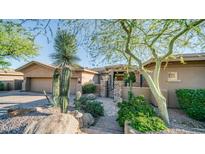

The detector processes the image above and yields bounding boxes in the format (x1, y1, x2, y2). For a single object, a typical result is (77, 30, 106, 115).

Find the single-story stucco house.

(15, 53, 205, 108)
(91, 53, 205, 108)
(144, 53, 205, 107)
(0, 69, 24, 90)
(16, 61, 99, 94)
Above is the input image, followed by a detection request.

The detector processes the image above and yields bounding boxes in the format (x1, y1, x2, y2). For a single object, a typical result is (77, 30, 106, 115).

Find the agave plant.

(50, 30, 79, 113)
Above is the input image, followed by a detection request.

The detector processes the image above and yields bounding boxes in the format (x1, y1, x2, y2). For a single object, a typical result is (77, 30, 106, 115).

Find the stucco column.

(22, 79, 26, 91)
(100, 75, 109, 97)
(114, 80, 124, 103)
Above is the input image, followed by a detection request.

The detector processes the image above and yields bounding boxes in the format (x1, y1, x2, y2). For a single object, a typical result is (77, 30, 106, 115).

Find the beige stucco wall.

(81, 72, 96, 85)
(146, 61, 205, 108)
(0, 75, 23, 81)
(0, 75, 23, 90)
(21, 63, 54, 78)
(122, 87, 168, 106)
(19, 63, 98, 94)
(122, 87, 151, 101)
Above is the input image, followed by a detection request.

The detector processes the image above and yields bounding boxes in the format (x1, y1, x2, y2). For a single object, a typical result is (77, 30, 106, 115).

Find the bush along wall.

(82, 83, 96, 94)
(117, 96, 167, 133)
(0, 81, 5, 91)
(176, 89, 205, 121)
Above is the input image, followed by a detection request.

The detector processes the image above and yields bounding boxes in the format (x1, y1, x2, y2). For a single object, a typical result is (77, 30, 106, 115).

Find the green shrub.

(131, 114, 167, 133)
(0, 81, 4, 91)
(75, 96, 104, 118)
(117, 96, 156, 127)
(82, 83, 96, 94)
(176, 89, 205, 121)
(117, 96, 167, 132)
(81, 100, 104, 118)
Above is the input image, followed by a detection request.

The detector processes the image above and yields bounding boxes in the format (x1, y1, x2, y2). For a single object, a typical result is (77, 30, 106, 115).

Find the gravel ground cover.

(0, 91, 205, 134)
(153, 108, 205, 134)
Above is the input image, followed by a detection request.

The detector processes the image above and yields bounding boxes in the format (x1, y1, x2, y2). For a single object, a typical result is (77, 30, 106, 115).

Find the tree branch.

(119, 20, 143, 68)
(162, 19, 205, 59)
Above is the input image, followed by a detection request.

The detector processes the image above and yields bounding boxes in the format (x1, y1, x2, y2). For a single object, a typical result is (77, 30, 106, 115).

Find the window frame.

(167, 72, 179, 82)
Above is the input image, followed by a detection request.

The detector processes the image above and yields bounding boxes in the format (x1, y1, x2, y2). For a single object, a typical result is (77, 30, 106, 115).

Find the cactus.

(75, 91, 82, 110)
(59, 66, 71, 113)
(52, 68, 61, 107)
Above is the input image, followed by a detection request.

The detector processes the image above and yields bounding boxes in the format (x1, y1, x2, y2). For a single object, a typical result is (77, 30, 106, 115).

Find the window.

(168, 72, 178, 81)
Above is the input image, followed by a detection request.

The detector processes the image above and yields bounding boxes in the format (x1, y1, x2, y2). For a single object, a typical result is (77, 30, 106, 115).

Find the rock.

(69, 110, 83, 118)
(86, 94, 96, 100)
(24, 113, 81, 134)
(82, 113, 95, 128)
(7, 107, 36, 117)
(35, 107, 44, 112)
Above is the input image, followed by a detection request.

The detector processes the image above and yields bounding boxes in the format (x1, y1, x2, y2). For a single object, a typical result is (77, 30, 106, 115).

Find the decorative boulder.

(24, 113, 81, 134)
(86, 94, 96, 100)
(82, 113, 95, 128)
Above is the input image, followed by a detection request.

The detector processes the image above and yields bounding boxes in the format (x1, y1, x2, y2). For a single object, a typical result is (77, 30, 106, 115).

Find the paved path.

(83, 97, 123, 134)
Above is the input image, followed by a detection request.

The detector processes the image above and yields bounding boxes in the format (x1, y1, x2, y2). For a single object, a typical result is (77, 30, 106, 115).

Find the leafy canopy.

(88, 20, 205, 67)
(0, 20, 38, 67)
(65, 19, 205, 67)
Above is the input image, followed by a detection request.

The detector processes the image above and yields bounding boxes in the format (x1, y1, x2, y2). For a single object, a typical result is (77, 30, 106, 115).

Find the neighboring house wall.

(146, 61, 205, 108)
(17, 61, 98, 95)
(22, 63, 53, 78)
(0, 74, 23, 90)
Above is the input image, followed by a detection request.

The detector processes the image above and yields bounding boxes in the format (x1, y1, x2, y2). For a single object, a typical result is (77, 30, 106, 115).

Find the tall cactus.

(59, 66, 71, 113)
(52, 67, 61, 107)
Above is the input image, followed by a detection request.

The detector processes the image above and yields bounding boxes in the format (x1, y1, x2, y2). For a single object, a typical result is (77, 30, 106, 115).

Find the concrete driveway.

(0, 91, 49, 116)
(0, 91, 76, 116)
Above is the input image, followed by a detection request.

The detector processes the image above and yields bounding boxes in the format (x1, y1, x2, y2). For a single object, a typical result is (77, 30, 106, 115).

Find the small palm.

(50, 30, 79, 67)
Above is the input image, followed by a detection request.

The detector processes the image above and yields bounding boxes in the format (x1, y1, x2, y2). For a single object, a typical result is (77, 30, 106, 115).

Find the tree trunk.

(141, 70, 170, 125)
(52, 68, 61, 107)
(59, 67, 71, 113)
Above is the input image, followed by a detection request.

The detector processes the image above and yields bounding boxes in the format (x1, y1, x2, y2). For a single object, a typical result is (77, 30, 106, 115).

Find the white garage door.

(70, 78, 77, 95)
(30, 78, 52, 93)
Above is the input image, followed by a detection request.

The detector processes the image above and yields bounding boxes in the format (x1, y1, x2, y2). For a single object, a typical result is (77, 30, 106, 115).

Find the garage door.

(30, 78, 52, 93)
(70, 78, 77, 95)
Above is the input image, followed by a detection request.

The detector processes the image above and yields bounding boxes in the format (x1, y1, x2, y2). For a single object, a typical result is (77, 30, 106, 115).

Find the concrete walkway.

(83, 97, 123, 134)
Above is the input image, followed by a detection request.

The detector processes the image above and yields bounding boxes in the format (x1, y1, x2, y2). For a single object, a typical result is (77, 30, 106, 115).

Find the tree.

(50, 30, 79, 113)
(0, 20, 38, 67)
(66, 19, 205, 124)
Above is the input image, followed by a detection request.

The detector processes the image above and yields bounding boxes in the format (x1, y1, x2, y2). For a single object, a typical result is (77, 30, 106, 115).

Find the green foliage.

(59, 67, 71, 113)
(75, 96, 104, 118)
(176, 89, 205, 121)
(52, 68, 61, 107)
(117, 96, 167, 132)
(0, 20, 38, 67)
(82, 83, 97, 94)
(81, 100, 104, 118)
(117, 96, 156, 127)
(0, 81, 4, 91)
(74, 91, 82, 110)
(50, 30, 79, 66)
(51, 30, 79, 113)
(130, 114, 167, 133)
(124, 72, 136, 85)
